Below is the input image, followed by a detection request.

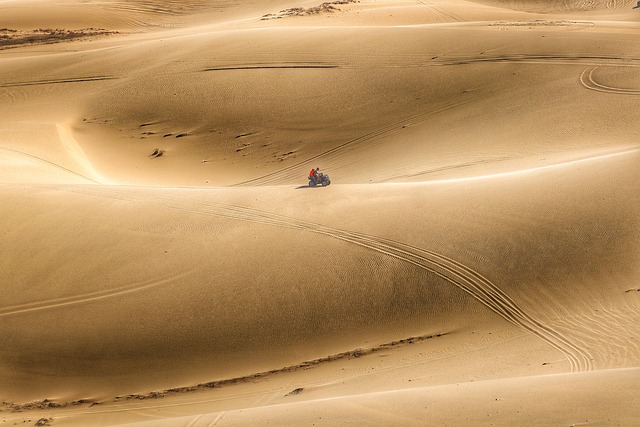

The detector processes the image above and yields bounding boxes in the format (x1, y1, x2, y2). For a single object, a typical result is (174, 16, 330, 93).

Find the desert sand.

(0, 0, 639, 426)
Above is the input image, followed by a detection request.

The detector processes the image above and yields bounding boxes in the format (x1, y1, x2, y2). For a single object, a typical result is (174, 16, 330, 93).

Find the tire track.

(169, 196, 594, 371)
(231, 53, 639, 188)
(0, 270, 196, 318)
(416, 0, 464, 22)
(102, 0, 212, 16)
(45, 185, 593, 372)
(232, 96, 475, 187)
(0, 145, 99, 183)
(186, 414, 205, 427)
(372, 156, 513, 183)
(207, 412, 227, 426)
(580, 66, 640, 95)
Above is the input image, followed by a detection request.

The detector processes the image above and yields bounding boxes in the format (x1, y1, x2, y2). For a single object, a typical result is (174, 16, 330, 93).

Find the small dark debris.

(286, 387, 304, 396)
(351, 348, 364, 358)
(149, 148, 164, 158)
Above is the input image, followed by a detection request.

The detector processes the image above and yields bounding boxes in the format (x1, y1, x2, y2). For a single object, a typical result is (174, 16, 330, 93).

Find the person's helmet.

(316, 167, 320, 171)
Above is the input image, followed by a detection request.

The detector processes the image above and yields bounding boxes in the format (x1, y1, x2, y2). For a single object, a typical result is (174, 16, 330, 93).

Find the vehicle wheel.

(309, 181, 317, 187)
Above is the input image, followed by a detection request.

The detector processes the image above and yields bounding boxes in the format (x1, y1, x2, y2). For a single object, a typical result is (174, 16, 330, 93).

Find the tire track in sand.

(102, 0, 213, 16)
(206, 412, 227, 427)
(187, 200, 593, 372)
(0, 269, 195, 318)
(47, 185, 594, 372)
(0, 145, 99, 183)
(232, 54, 639, 187)
(416, 0, 464, 22)
(232, 97, 475, 187)
(185, 414, 205, 427)
(580, 66, 640, 95)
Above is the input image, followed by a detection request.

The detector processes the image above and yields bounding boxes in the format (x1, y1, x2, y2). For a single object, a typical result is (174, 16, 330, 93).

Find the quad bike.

(308, 173, 331, 187)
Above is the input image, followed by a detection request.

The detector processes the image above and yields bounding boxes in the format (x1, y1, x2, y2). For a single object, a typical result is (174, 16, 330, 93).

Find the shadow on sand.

(295, 185, 329, 190)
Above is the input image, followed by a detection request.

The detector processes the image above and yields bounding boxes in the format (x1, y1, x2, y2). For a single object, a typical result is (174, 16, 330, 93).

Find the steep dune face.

(1, 0, 639, 425)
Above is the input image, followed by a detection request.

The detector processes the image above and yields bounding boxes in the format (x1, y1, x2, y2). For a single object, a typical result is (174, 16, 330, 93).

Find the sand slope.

(1, 0, 639, 425)
(115, 368, 640, 427)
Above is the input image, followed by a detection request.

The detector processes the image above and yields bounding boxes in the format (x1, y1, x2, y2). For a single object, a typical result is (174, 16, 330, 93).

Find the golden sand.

(1, 0, 638, 425)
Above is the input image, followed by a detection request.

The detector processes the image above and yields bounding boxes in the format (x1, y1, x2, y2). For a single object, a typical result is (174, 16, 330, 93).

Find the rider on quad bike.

(308, 167, 330, 187)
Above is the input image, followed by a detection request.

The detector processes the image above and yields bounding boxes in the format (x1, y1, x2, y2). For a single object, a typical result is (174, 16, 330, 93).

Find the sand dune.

(1, 0, 638, 425)
(113, 368, 640, 427)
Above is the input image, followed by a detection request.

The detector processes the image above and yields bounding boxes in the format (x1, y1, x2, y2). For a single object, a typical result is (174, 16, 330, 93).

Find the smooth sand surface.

(1, 0, 639, 425)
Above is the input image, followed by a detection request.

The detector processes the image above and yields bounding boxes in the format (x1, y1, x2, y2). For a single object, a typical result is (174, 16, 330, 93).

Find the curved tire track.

(214, 202, 593, 372)
(580, 66, 640, 95)
(47, 185, 593, 372)
(169, 196, 594, 372)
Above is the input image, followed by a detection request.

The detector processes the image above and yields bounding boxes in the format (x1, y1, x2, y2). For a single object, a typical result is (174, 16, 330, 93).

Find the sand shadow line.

(203, 65, 338, 72)
(0, 76, 117, 88)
